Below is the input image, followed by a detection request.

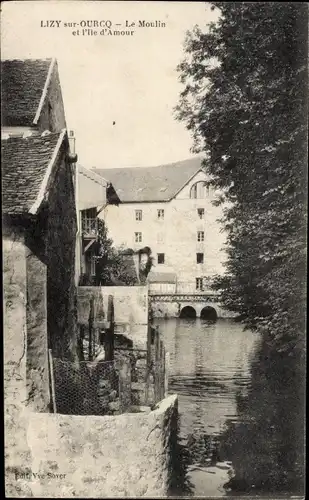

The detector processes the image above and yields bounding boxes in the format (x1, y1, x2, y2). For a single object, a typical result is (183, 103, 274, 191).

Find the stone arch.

(200, 306, 217, 321)
(179, 306, 197, 319)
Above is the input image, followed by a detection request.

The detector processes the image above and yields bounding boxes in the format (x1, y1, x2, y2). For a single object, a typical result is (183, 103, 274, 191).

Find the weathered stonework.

(46, 146, 78, 360)
(3, 229, 41, 497)
(25, 248, 50, 412)
(150, 296, 235, 319)
(77, 285, 149, 348)
(5, 395, 178, 498)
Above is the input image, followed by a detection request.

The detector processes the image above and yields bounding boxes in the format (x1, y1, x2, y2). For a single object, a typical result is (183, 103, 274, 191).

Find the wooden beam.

(48, 349, 57, 413)
(84, 239, 95, 253)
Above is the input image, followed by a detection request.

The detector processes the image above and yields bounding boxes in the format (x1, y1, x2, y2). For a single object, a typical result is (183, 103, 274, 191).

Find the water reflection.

(155, 318, 304, 498)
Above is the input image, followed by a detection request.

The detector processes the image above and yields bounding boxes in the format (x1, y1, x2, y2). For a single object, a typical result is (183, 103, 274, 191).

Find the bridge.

(149, 290, 232, 320)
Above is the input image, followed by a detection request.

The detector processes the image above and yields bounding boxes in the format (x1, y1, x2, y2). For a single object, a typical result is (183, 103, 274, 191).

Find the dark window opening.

(157, 253, 165, 264)
(197, 253, 204, 264)
(157, 209, 165, 220)
(197, 208, 205, 219)
(135, 210, 142, 221)
(196, 277, 204, 290)
(197, 231, 205, 242)
(135, 232, 142, 243)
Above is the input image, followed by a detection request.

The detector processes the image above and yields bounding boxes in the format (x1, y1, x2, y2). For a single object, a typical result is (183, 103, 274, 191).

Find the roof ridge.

(78, 164, 110, 186)
(93, 155, 204, 172)
(33, 58, 56, 125)
(1, 130, 64, 142)
(29, 128, 67, 214)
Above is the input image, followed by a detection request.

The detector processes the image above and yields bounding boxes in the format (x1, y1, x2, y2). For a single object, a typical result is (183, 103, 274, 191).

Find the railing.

(82, 217, 98, 237)
(149, 281, 216, 295)
(176, 281, 212, 294)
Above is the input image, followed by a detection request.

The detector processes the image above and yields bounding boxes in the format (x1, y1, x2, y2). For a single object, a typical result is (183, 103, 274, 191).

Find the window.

(135, 210, 142, 221)
(197, 253, 204, 264)
(190, 182, 211, 199)
(157, 209, 165, 220)
(135, 232, 142, 243)
(196, 277, 203, 291)
(197, 231, 204, 242)
(197, 208, 205, 219)
(157, 253, 165, 264)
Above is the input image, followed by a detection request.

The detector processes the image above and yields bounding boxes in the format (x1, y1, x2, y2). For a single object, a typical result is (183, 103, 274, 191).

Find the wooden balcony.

(82, 217, 98, 239)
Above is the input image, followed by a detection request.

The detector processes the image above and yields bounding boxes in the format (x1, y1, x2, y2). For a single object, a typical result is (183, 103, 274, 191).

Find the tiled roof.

(2, 132, 64, 215)
(1, 59, 52, 126)
(78, 164, 109, 187)
(93, 156, 204, 202)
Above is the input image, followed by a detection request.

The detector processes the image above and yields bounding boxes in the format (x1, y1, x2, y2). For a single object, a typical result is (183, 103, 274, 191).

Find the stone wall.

(100, 285, 148, 325)
(150, 298, 236, 319)
(46, 146, 78, 360)
(3, 225, 51, 413)
(25, 246, 50, 412)
(3, 229, 28, 410)
(77, 285, 149, 348)
(151, 300, 180, 318)
(6, 395, 178, 498)
(3, 228, 43, 498)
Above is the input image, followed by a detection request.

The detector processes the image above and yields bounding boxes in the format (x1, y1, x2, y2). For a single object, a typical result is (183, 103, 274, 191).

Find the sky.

(1, 1, 218, 169)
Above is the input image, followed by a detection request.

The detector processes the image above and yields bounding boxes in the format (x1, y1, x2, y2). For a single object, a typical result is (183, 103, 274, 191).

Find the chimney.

(67, 130, 78, 163)
(69, 130, 76, 154)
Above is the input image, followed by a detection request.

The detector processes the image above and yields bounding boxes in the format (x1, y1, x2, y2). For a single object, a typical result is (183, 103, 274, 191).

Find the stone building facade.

(2, 58, 79, 412)
(94, 157, 227, 293)
(2, 130, 78, 410)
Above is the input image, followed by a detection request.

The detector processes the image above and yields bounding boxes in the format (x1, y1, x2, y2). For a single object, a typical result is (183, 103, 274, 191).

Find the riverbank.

(157, 317, 305, 497)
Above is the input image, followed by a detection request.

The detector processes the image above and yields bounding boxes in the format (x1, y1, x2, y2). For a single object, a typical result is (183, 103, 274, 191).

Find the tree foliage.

(93, 220, 153, 286)
(176, 2, 307, 354)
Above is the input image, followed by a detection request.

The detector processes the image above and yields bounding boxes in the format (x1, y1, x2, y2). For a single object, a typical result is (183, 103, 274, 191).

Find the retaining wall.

(6, 395, 178, 498)
(77, 285, 149, 348)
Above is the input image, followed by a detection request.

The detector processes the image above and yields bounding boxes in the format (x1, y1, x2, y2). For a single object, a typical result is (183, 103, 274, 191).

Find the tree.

(176, 2, 307, 355)
(93, 220, 153, 286)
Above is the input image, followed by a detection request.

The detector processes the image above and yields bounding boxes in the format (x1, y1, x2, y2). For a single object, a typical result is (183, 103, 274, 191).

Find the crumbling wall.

(150, 300, 180, 318)
(24, 237, 50, 412)
(3, 229, 32, 497)
(6, 395, 178, 498)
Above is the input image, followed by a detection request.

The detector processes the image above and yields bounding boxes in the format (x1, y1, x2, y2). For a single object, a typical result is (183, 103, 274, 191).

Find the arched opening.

(190, 181, 211, 199)
(200, 306, 217, 321)
(179, 306, 197, 319)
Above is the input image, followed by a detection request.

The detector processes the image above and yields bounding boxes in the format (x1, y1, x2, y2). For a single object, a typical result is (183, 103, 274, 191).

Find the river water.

(154, 317, 305, 498)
